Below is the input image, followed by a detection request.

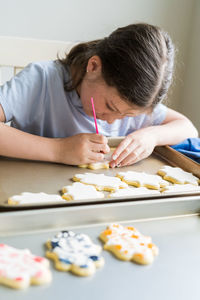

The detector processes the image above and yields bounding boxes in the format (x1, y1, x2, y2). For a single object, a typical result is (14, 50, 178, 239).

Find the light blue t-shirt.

(0, 61, 167, 138)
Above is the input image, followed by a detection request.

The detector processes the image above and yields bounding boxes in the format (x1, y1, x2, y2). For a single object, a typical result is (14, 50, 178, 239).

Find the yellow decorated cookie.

(99, 224, 158, 265)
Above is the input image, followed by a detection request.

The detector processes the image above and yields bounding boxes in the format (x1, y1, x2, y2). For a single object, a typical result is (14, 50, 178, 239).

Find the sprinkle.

(115, 245, 122, 250)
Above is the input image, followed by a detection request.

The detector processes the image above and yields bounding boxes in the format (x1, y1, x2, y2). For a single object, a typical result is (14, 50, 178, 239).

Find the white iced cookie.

(62, 182, 105, 201)
(0, 244, 52, 289)
(116, 171, 168, 190)
(78, 161, 109, 170)
(108, 187, 160, 198)
(99, 224, 159, 265)
(157, 165, 200, 185)
(73, 173, 128, 192)
(161, 184, 200, 194)
(46, 231, 104, 277)
(8, 192, 66, 205)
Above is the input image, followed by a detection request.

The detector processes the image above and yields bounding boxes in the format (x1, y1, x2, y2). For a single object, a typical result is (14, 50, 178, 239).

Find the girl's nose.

(106, 115, 117, 124)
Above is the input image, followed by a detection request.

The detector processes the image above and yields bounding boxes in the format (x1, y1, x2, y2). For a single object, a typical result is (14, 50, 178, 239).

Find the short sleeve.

(0, 62, 46, 123)
(150, 103, 167, 125)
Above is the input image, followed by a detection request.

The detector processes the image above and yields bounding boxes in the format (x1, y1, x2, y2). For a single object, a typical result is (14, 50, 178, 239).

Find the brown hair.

(59, 23, 174, 108)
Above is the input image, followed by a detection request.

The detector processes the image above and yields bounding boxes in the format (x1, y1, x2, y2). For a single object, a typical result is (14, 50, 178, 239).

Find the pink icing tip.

(91, 97, 99, 134)
(34, 256, 44, 263)
(15, 277, 23, 281)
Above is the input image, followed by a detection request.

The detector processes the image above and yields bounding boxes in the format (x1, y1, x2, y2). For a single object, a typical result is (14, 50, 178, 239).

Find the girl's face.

(79, 79, 145, 124)
(77, 56, 146, 124)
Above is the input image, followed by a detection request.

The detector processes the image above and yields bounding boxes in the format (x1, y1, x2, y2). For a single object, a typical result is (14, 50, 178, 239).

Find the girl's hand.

(110, 128, 157, 167)
(55, 133, 110, 165)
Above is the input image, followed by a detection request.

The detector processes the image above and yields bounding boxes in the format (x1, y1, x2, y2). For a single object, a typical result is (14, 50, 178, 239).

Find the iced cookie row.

(0, 223, 158, 289)
(8, 165, 200, 205)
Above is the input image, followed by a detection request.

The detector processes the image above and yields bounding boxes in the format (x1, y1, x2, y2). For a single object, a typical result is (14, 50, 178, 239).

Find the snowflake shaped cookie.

(116, 171, 168, 189)
(62, 182, 104, 201)
(0, 244, 52, 289)
(157, 165, 200, 185)
(73, 172, 127, 192)
(99, 224, 159, 265)
(46, 231, 104, 276)
(8, 192, 65, 205)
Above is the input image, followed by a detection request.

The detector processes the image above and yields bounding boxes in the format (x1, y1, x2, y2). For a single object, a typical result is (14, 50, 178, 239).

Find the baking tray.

(0, 201, 200, 300)
(0, 138, 200, 209)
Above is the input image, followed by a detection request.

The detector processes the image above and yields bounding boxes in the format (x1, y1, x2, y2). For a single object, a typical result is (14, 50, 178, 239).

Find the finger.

(110, 146, 141, 168)
(101, 144, 110, 154)
(112, 142, 139, 167)
(120, 149, 145, 167)
(91, 142, 110, 154)
(89, 134, 108, 145)
(88, 152, 105, 163)
(112, 136, 132, 160)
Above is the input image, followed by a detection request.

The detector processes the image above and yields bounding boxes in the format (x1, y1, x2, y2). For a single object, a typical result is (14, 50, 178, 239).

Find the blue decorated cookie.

(46, 231, 104, 276)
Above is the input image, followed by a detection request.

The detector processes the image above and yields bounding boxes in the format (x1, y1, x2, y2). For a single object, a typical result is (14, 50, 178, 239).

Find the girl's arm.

(110, 108, 198, 167)
(0, 105, 109, 165)
(153, 107, 198, 145)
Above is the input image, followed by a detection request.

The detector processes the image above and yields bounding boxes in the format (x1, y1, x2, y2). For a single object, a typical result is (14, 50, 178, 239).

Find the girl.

(0, 23, 198, 167)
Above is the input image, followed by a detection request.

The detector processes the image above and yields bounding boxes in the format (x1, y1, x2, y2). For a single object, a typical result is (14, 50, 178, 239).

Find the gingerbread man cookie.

(0, 244, 52, 289)
(73, 172, 128, 192)
(62, 182, 104, 201)
(99, 224, 159, 265)
(157, 165, 200, 185)
(116, 171, 169, 190)
(8, 192, 66, 205)
(46, 231, 104, 277)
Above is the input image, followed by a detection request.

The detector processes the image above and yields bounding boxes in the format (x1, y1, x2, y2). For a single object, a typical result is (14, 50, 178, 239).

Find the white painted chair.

(0, 36, 76, 85)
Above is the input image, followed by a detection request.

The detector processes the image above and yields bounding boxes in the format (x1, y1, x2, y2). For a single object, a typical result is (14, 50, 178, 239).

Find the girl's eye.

(106, 102, 115, 112)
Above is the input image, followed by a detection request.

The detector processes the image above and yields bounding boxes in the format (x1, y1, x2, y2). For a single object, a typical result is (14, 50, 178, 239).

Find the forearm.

(0, 122, 58, 162)
(149, 119, 198, 146)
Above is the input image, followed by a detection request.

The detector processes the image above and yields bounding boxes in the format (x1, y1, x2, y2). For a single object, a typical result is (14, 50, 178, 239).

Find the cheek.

(81, 98, 93, 116)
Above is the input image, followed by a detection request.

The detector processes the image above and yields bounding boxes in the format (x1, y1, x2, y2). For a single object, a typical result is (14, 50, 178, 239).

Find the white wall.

(0, 0, 197, 124)
(180, 0, 200, 131)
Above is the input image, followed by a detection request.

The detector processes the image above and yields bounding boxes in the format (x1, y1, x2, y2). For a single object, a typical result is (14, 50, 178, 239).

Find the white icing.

(158, 165, 199, 185)
(74, 173, 128, 191)
(162, 184, 200, 194)
(9, 192, 65, 205)
(62, 182, 104, 200)
(102, 224, 158, 260)
(0, 244, 50, 282)
(109, 187, 160, 198)
(117, 171, 168, 189)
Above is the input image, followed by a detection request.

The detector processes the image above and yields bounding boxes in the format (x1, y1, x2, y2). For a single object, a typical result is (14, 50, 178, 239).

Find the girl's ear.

(86, 55, 102, 78)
